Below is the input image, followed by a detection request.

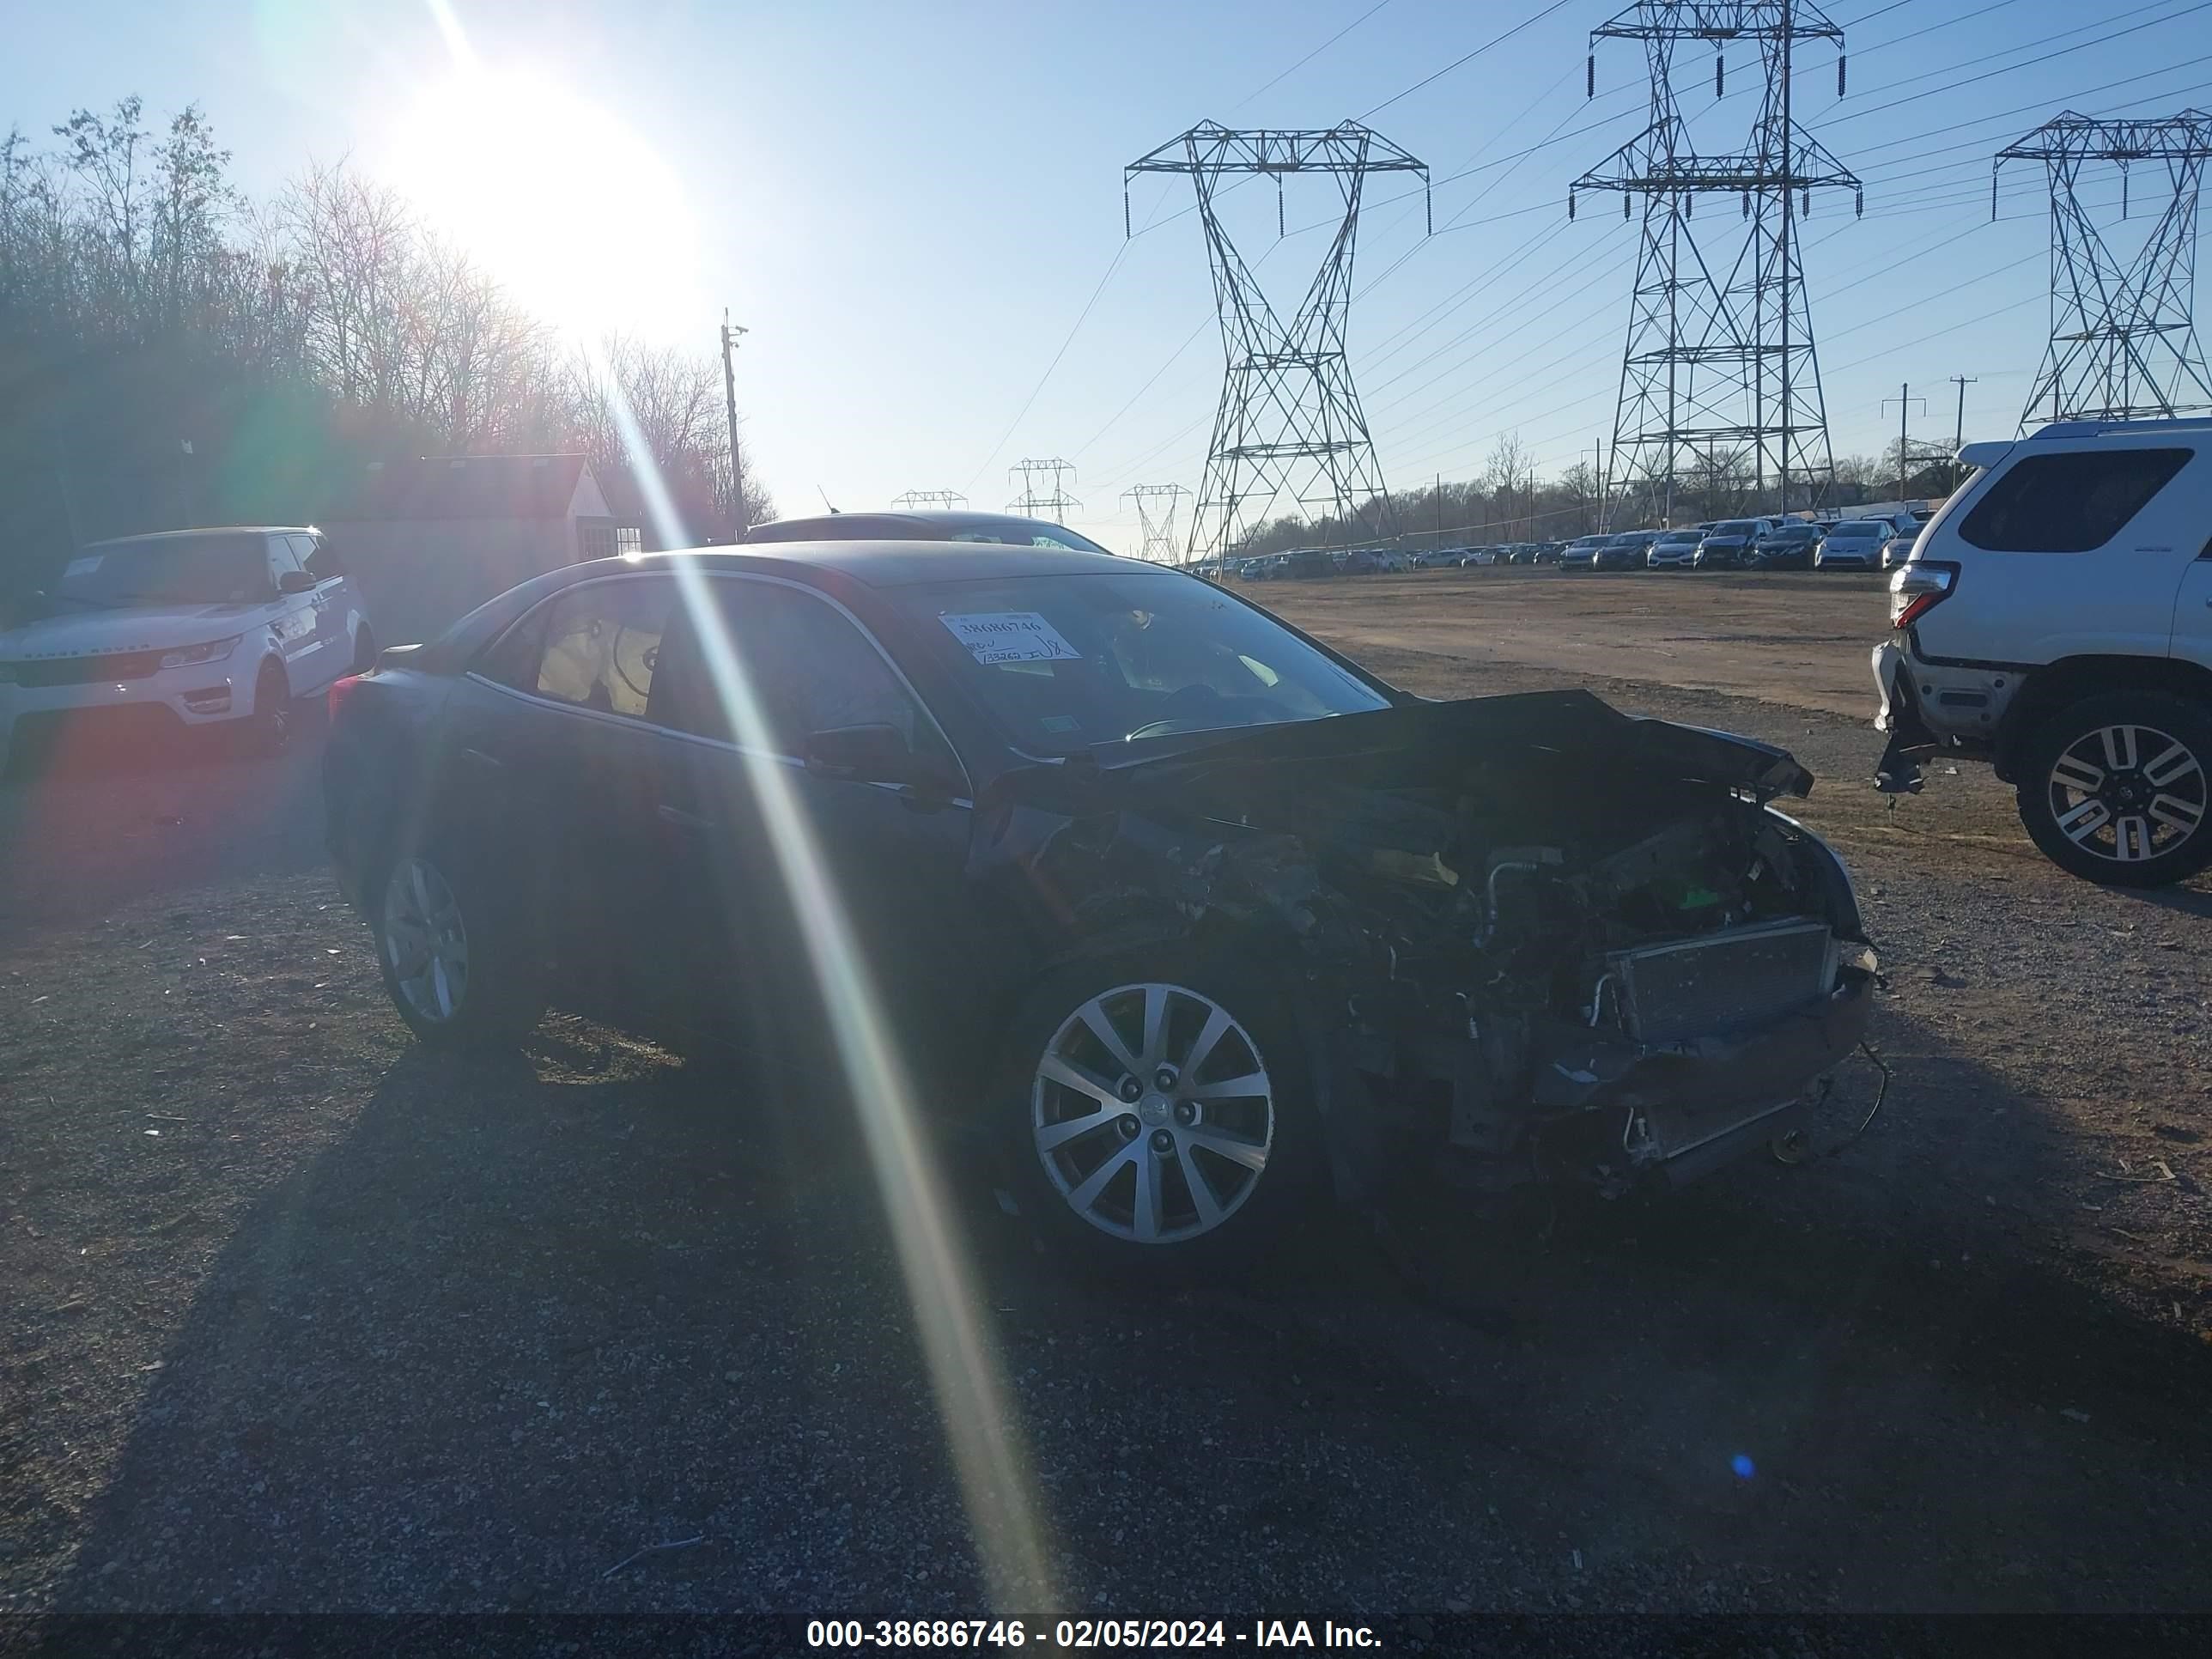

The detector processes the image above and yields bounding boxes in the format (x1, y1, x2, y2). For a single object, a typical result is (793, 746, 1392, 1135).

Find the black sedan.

(324, 543, 1876, 1266)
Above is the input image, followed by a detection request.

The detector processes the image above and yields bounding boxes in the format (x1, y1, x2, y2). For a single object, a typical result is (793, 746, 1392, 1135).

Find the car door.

(647, 574, 979, 1082)
(264, 533, 323, 694)
(291, 532, 349, 681)
(438, 571, 688, 1024)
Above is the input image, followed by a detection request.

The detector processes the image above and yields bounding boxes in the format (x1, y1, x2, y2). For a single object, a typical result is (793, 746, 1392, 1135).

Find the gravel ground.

(4, 570, 2211, 1620)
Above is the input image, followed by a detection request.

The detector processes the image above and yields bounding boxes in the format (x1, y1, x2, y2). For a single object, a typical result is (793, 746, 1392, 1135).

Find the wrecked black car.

(325, 542, 1876, 1265)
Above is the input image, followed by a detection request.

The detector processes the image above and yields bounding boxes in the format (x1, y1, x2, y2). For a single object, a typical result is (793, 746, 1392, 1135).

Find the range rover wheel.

(1004, 948, 1318, 1268)
(372, 849, 545, 1046)
(2017, 691, 2212, 889)
(250, 662, 291, 755)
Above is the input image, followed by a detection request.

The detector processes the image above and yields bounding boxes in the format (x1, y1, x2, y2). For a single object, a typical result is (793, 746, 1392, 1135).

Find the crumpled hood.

(0, 603, 265, 660)
(1075, 690, 1814, 802)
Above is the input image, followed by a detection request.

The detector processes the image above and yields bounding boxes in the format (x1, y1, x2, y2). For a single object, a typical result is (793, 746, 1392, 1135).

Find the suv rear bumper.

(1872, 636, 2024, 790)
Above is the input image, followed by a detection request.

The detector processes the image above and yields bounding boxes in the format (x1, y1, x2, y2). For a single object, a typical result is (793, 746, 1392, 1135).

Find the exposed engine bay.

(992, 690, 1878, 1198)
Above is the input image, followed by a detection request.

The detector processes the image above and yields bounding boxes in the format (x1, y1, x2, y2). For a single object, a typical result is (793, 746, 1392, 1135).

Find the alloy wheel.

(1031, 982, 1273, 1246)
(382, 858, 471, 1023)
(2045, 723, 2208, 866)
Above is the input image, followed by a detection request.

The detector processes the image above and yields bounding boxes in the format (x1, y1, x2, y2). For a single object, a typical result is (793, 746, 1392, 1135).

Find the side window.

(477, 605, 550, 692)
(531, 579, 673, 719)
(267, 534, 303, 586)
(672, 582, 932, 757)
(293, 533, 339, 579)
(1959, 448, 2193, 553)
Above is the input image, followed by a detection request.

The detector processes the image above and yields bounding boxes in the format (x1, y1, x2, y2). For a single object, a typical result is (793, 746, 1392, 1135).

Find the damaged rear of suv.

(325, 542, 1876, 1268)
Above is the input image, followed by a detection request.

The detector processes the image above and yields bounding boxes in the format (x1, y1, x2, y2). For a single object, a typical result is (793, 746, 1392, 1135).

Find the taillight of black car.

(1889, 560, 1957, 630)
(327, 672, 366, 725)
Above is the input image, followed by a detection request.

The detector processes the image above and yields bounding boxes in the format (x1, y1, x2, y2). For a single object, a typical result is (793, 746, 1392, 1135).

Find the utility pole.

(1435, 473, 1443, 544)
(1948, 374, 1978, 493)
(1882, 382, 1927, 507)
(720, 310, 749, 542)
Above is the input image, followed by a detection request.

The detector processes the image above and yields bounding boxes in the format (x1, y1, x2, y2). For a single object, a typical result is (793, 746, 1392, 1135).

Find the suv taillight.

(1889, 561, 1957, 630)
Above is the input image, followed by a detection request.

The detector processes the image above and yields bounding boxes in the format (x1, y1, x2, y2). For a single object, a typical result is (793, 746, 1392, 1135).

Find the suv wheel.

(2016, 690, 2212, 888)
(1004, 948, 1317, 1269)
(249, 662, 291, 755)
(372, 849, 545, 1045)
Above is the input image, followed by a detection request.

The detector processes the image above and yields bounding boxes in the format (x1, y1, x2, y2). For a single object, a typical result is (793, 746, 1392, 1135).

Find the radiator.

(1607, 918, 1835, 1044)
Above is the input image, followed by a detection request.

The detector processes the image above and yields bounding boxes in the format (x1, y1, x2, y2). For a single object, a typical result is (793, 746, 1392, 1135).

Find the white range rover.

(1873, 416, 2212, 888)
(0, 526, 374, 769)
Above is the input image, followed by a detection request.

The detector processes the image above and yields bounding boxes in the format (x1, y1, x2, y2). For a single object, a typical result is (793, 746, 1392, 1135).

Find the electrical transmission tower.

(1575, 1, 1860, 525)
(1127, 123, 1428, 571)
(1008, 458, 1081, 519)
(892, 489, 969, 511)
(1121, 484, 1192, 563)
(1996, 111, 2212, 427)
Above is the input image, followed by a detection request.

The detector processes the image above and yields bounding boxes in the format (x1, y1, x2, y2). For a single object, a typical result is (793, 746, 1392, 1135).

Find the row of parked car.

(1556, 514, 1929, 573)
(1227, 514, 1929, 581)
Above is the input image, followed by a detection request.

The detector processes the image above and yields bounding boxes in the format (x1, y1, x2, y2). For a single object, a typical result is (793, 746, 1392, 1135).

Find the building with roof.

(316, 455, 632, 643)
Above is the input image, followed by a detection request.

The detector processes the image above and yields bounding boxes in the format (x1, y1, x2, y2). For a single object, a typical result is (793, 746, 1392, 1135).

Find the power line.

(1235, 0, 1396, 112)
(1358, 0, 1582, 120)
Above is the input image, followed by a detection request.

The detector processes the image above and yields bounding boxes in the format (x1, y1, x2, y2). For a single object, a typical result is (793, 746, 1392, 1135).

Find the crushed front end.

(996, 691, 1878, 1201)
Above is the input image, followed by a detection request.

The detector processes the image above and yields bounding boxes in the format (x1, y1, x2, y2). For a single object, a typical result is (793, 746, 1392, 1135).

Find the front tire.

(371, 848, 546, 1046)
(2016, 690, 2212, 888)
(1003, 945, 1320, 1269)
(350, 624, 378, 675)
(248, 661, 291, 755)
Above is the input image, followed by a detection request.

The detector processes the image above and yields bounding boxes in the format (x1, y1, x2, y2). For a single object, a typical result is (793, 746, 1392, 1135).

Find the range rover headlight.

(160, 635, 243, 671)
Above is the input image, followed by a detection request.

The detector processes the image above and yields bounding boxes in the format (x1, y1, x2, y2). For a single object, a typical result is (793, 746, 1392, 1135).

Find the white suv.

(0, 526, 374, 769)
(1873, 417, 2212, 887)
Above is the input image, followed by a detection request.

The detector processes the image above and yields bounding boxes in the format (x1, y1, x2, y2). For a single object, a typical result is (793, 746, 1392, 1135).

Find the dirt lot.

(4, 568, 2211, 1624)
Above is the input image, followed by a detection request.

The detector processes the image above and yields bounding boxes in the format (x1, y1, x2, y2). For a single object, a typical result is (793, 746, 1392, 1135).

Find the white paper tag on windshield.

(64, 556, 101, 577)
(939, 611, 1081, 665)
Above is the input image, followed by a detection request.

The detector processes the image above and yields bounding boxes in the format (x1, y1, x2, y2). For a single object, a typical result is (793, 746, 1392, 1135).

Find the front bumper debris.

(1529, 968, 1877, 1185)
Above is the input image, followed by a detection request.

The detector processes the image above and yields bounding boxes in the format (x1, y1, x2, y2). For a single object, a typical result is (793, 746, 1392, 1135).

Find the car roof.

(82, 526, 311, 547)
(744, 509, 1096, 545)
(617, 538, 1145, 589)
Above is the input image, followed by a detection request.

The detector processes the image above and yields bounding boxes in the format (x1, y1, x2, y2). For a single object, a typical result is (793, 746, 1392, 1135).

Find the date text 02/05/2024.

(803, 1620, 1382, 1649)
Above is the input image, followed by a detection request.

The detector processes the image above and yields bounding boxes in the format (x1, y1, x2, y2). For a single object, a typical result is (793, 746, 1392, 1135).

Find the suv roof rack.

(2030, 415, 2212, 440)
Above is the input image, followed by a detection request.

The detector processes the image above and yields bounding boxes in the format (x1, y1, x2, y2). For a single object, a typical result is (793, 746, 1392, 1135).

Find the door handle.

(657, 802, 715, 830)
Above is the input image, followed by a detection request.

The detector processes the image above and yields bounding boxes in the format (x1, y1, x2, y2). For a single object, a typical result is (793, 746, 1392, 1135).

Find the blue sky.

(4, 0, 2209, 546)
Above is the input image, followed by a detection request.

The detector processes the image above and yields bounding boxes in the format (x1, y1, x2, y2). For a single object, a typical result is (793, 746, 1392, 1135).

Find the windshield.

(1656, 532, 1700, 545)
(1830, 522, 1883, 539)
(1712, 521, 1758, 536)
(53, 534, 270, 608)
(891, 569, 1392, 752)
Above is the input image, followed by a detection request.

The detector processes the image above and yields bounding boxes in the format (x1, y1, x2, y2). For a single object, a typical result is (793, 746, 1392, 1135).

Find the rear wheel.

(1005, 946, 1320, 1270)
(372, 848, 545, 1046)
(2016, 690, 2212, 888)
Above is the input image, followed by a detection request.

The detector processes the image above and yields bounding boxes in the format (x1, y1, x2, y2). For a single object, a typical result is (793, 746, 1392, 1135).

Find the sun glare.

(380, 66, 701, 340)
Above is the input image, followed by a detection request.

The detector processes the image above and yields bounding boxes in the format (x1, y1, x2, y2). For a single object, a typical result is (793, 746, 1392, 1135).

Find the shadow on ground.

(44, 1004, 2212, 1616)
